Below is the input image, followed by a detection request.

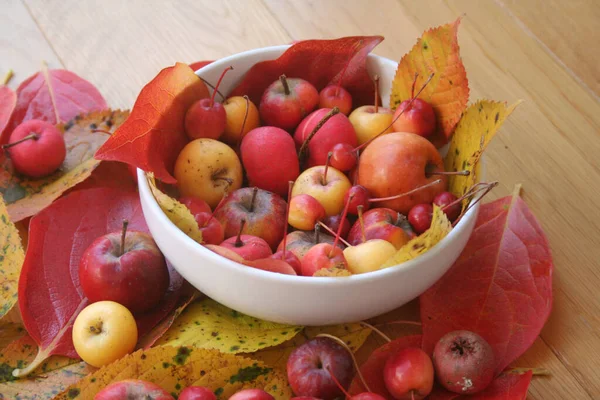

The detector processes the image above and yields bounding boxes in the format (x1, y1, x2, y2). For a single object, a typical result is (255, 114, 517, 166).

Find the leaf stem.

(359, 321, 391, 342)
(317, 333, 372, 393)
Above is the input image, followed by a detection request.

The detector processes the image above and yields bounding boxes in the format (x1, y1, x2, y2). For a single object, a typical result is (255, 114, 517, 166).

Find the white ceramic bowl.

(138, 45, 480, 326)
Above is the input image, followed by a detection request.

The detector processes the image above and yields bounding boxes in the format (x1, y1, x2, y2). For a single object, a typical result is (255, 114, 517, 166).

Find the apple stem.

(314, 223, 321, 244)
(210, 66, 233, 107)
(411, 72, 418, 99)
(354, 73, 435, 152)
(425, 164, 469, 177)
(317, 221, 351, 247)
(249, 187, 258, 212)
(120, 219, 129, 256)
(325, 366, 352, 399)
(236, 95, 251, 149)
(3, 69, 14, 85)
(234, 219, 246, 248)
(411, 391, 415, 400)
(369, 179, 442, 203)
(1, 133, 39, 150)
(282, 181, 294, 259)
(359, 321, 391, 342)
(198, 76, 225, 102)
(322, 152, 333, 185)
(316, 333, 373, 393)
(373, 74, 380, 114)
(453, 181, 498, 225)
(298, 107, 340, 165)
(357, 205, 366, 243)
(330, 193, 354, 257)
(206, 190, 229, 225)
(279, 74, 291, 96)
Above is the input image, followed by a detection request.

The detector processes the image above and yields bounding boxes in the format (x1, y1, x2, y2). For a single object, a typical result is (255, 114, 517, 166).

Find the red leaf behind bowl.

(15, 187, 184, 377)
(420, 192, 553, 375)
(229, 36, 384, 107)
(0, 85, 16, 144)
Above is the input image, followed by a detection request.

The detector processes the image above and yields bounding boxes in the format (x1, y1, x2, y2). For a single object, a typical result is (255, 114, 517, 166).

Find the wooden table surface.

(2, 0, 599, 398)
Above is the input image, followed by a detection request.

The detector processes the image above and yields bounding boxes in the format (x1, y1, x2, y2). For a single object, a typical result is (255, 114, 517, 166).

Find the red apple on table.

(294, 108, 357, 168)
(392, 98, 436, 138)
(287, 337, 354, 400)
(94, 379, 174, 400)
(347, 208, 412, 249)
(229, 389, 275, 400)
(319, 85, 353, 115)
(292, 166, 352, 217)
(260, 75, 319, 131)
(383, 347, 434, 400)
(79, 221, 169, 313)
(3, 119, 66, 178)
(178, 386, 216, 400)
(214, 187, 286, 250)
(277, 229, 339, 261)
(358, 132, 447, 214)
(241, 126, 300, 197)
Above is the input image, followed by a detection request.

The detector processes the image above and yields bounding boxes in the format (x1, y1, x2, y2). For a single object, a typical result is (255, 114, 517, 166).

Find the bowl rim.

(137, 45, 480, 286)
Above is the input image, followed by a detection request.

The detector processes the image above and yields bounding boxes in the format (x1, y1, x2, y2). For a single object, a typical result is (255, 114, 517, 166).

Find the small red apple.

(321, 214, 351, 240)
(433, 191, 460, 222)
(3, 119, 66, 178)
(319, 85, 352, 115)
(383, 347, 434, 400)
(288, 194, 327, 231)
(358, 132, 447, 214)
(287, 337, 354, 400)
(432, 330, 495, 394)
(194, 212, 225, 245)
(270, 250, 302, 274)
(220, 220, 273, 261)
(178, 386, 216, 400)
(408, 203, 433, 234)
(294, 108, 357, 168)
(94, 379, 174, 400)
(347, 208, 412, 249)
(277, 230, 339, 261)
(214, 187, 287, 250)
(179, 196, 212, 214)
(259, 75, 319, 131)
(300, 243, 347, 277)
(248, 257, 297, 275)
(229, 389, 275, 400)
(392, 98, 436, 138)
(79, 221, 169, 313)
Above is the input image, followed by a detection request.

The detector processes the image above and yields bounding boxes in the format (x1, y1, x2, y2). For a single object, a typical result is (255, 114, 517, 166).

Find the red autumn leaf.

(229, 36, 384, 107)
(189, 60, 213, 71)
(95, 63, 209, 184)
(420, 191, 553, 375)
(15, 187, 184, 377)
(349, 335, 422, 397)
(6, 65, 106, 140)
(427, 371, 533, 400)
(0, 85, 16, 144)
(68, 161, 138, 193)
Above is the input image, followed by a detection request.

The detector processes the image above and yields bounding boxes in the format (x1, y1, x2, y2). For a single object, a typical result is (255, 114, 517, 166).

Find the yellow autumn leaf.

(444, 100, 521, 200)
(389, 18, 469, 146)
(55, 347, 292, 400)
(0, 322, 25, 350)
(0, 195, 24, 319)
(0, 362, 93, 400)
(0, 110, 129, 222)
(380, 205, 452, 268)
(314, 266, 352, 277)
(146, 172, 203, 243)
(0, 333, 78, 383)
(156, 298, 302, 353)
(253, 323, 372, 369)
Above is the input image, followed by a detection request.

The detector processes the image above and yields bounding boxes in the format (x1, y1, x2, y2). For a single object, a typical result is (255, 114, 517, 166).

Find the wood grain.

(4, 0, 600, 398)
(499, 0, 600, 97)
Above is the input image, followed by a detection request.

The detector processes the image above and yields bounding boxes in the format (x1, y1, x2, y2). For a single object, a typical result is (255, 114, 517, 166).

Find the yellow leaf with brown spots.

(253, 323, 372, 369)
(389, 18, 469, 147)
(146, 172, 203, 243)
(55, 347, 292, 399)
(0, 361, 93, 399)
(444, 100, 521, 202)
(0, 110, 129, 221)
(380, 206, 452, 269)
(156, 298, 301, 353)
(0, 322, 26, 350)
(314, 266, 352, 277)
(0, 195, 24, 319)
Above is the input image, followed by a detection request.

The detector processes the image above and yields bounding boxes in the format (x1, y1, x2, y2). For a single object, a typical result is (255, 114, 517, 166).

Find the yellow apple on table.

(72, 301, 138, 368)
(343, 239, 397, 274)
(174, 138, 243, 208)
(291, 166, 352, 217)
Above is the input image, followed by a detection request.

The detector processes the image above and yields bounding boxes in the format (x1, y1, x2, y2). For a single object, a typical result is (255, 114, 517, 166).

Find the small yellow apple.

(348, 105, 394, 145)
(343, 239, 397, 274)
(174, 139, 243, 208)
(292, 166, 352, 216)
(72, 301, 138, 368)
(222, 96, 261, 145)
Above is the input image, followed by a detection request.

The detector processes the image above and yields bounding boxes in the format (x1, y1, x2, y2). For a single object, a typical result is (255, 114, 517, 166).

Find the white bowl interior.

(137, 46, 480, 325)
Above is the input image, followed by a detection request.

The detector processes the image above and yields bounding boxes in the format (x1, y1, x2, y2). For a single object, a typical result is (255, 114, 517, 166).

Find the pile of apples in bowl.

(137, 45, 480, 326)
